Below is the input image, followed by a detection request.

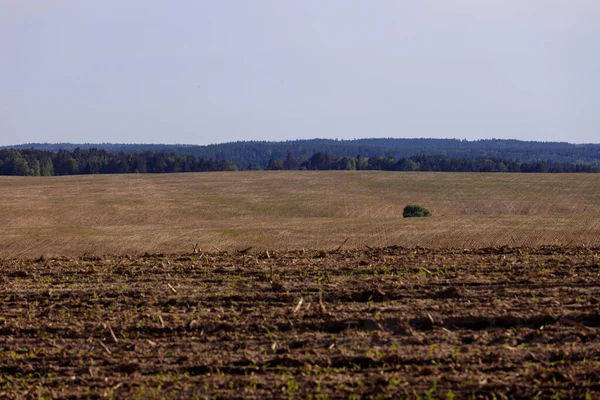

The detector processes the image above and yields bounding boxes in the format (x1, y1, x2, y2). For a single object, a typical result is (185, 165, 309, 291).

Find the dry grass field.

(1, 171, 600, 258)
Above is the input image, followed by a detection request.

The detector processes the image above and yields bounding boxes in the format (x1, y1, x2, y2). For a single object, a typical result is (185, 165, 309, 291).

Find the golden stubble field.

(1, 171, 599, 257)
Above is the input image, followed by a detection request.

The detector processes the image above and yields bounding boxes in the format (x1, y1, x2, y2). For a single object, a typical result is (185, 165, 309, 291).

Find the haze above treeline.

(5, 138, 600, 169)
(3, 2, 599, 146)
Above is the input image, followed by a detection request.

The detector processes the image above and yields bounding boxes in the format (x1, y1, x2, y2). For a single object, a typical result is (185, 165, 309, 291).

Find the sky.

(1, 0, 599, 146)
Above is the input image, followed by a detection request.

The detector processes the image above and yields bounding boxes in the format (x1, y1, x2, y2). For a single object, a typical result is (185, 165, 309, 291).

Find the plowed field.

(2, 246, 600, 399)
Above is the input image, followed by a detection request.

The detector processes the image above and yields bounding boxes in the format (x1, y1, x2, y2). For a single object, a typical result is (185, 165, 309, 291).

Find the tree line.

(1, 148, 598, 176)
(266, 152, 600, 173)
(8, 138, 600, 170)
(0, 148, 236, 176)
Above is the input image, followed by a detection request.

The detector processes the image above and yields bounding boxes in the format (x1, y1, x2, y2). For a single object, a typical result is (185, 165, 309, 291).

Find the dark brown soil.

(1, 246, 600, 399)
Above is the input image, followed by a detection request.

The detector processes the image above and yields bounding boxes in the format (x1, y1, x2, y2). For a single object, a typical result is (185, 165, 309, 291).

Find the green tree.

(282, 152, 298, 170)
(27, 156, 41, 176)
(7, 152, 30, 175)
(267, 158, 283, 170)
(40, 158, 54, 176)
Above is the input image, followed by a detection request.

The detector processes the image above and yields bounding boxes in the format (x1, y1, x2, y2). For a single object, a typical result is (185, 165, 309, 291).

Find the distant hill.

(6, 138, 600, 169)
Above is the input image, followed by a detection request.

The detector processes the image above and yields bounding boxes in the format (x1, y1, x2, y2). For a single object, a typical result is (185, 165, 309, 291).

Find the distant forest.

(6, 138, 600, 170)
(0, 147, 598, 176)
(0, 148, 236, 176)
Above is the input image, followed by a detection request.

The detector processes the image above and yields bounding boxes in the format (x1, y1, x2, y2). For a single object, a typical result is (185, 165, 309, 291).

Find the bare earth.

(1, 246, 600, 399)
(1, 172, 600, 258)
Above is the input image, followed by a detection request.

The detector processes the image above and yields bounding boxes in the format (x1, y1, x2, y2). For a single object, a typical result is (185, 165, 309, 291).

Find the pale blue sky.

(1, 0, 599, 145)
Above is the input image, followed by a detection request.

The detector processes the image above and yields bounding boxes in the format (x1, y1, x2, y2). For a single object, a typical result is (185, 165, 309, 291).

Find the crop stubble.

(1, 172, 600, 257)
(1, 246, 600, 399)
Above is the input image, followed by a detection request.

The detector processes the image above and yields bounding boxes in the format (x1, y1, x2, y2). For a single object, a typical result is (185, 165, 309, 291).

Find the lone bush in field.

(403, 205, 431, 218)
